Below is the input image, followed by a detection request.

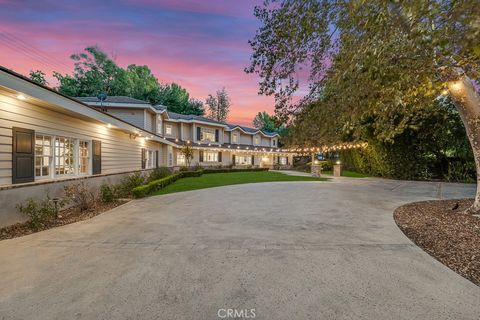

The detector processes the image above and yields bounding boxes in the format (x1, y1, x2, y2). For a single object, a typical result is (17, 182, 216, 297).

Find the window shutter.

(199, 150, 204, 162)
(277, 156, 280, 165)
(155, 150, 159, 168)
(141, 148, 146, 169)
(286, 156, 289, 165)
(232, 154, 236, 165)
(218, 152, 222, 162)
(12, 127, 35, 184)
(251, 155, 254, 165)
(196, 127, 201, 141)
(215, 129, 219, 142)
(92, 140, 102, 174)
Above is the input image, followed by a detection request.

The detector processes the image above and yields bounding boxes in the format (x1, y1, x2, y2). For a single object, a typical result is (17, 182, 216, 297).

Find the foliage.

(147, 167, 172, 182)
(247, 0, 479, 182)
(157, 83, 204, 115)
(53, 46, 203, 114)
(116, 172, 146, 197)
(99, 183, 115, 203)
(29, 70, 47, 86)
(180, 144, 194, 167)
(63, 182, 95, 211)
(16, 196, 59, 230)
(206, 87, 231, 122)
(202, 168, 269, 174)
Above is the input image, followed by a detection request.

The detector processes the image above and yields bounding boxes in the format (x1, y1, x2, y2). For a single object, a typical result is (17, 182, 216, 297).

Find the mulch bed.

(394, 199, 480, 286)
(0, 200, 129, 241)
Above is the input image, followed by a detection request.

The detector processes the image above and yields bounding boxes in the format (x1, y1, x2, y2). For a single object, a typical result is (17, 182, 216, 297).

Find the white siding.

(0, 94, 162, 186)
(105, 108, 145, 129)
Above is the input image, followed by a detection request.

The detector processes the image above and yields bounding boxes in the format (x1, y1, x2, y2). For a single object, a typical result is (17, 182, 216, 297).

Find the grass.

(152, 171, 328, 195)
(321, 170, 369, 178)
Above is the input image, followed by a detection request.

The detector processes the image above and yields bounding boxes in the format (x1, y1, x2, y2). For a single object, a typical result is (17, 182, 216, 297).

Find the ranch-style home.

(0, 66, 292, 226)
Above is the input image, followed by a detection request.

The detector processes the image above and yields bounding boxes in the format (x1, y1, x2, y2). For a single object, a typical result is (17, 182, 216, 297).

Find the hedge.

(132, 170, 203, 198)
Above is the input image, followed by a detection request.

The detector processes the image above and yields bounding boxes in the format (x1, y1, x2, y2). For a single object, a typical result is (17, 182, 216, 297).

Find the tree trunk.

(447, 75, 480, 214)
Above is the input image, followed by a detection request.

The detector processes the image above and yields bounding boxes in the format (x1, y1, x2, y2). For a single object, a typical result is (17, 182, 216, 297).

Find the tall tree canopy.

(247, 0, 480, 213)
(206, 87, 231, 122)
(253, 111, 287, 136)
(53, 46, 203, 115)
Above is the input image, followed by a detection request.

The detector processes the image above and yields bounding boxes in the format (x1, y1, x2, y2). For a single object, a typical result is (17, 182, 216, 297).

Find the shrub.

(131, 170, 204, 198)
(117, 172, 146, 197)
(64, 182, 95, 211)
(202, 168, 268, 174)
(16, 196, 59, 230)
(147, 167, 172, 182)
(445, 161, 476, 183)
(100, 183, 115, 203)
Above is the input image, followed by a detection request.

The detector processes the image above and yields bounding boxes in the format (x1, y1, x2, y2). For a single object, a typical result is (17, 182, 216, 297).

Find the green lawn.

(321, 170, 369, 178)
(152, 171, 328, 196)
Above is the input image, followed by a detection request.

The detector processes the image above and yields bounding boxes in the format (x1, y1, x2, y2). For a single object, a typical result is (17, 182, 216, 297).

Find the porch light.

(17, 94, 26, 100)
(107, 123, 112, 128)
(336, 160, 341, 165)
(175, 138, 179, 142)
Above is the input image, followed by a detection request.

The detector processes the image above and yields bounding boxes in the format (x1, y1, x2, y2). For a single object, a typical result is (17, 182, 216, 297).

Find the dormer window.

(254, 135, 260, 145)
(201, 128, 216, 142)
(273, 139, 276, 147)
(232, 133, 238, 144)
(165, 124, 172, 135)
(157, 116, 162, 134)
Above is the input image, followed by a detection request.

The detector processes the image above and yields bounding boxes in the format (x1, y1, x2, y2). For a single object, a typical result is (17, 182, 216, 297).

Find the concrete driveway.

(0, 178, 479, 319)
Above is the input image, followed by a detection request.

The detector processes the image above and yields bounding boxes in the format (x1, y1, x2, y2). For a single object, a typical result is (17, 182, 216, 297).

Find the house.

(0, 66, 292, 226)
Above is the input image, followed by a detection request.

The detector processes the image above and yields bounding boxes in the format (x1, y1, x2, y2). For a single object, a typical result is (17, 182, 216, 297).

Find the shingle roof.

(227, 124, 277, 137)
(76, 96, 150, 105)
(165, 110, 228, 126)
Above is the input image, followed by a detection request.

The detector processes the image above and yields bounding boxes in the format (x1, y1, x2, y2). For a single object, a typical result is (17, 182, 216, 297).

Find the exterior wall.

(144, 110, 156, 133)
(223, 131, 230, 144)
(260, 137, 272, 147)
(194, 123, 224, 144)
(182, 123, 193, 141)
(0, 169, 155, 227)
(104, 108, 145, 129)
(239, 132, 252, 145)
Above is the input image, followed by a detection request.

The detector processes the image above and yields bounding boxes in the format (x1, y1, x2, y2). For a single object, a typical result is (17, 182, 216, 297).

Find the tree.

(53, 46, 203, 114)
(29, 70, 47, 86)
(247, 0, 480, 213)
(157, 83, 204, 115)
(253, 111, 276, 132)
(180, 144, 194, 167)
(206, 87, 231, 122)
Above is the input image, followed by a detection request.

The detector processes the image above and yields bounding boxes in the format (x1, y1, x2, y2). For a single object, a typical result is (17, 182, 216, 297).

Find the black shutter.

(251, 155, 254, 165)
(199, 150, 204, 162)
(215, 129, 219, 142)
(232, 154, 236, 165)
(277, 156, 280, 165)
(218, 152, 222, 162)
(155, 150, 159, 168)
(92, 140, 102, 174)
(196, 127, 201, 141)
(141, 148, 146, 169)
(12, 127, 34, 184)
(286, 156, 289, 165)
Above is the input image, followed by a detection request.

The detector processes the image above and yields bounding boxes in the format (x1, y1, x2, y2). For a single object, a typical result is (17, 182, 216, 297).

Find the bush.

(16, 196, 60, 230)
(100, 183, 115, 203)
(64, 182, 95, 211)
(147, 167, 172, 182)
(117, 172, 146, 197)
(445, 161, 476, 183)
(131, 170, 204, 198)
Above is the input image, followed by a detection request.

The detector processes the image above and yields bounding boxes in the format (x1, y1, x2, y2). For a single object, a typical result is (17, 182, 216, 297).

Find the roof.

(76, 96, 150, 105)
(226, 124, 277, 137)
(164, 138, 287, 153)
(166, 111, 227, 126)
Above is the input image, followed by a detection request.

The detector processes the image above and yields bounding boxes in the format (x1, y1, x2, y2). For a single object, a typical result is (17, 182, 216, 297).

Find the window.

(78, 140, 89, 174)
(165, 124, 172, 135)
(235, 155, 252, 165)
(35, 134, 92, 179)
(279, 156, 287, 165)
(146, 150, 155, 169)
(203, 151, 218, 162)
(157, 116, 162, 134)
(254, 136, 260, 145)
(272, 139, 276, 147)
(232, 133, 238, 144)
(55, 137, 75, 175)
(177, 153, 186, 166)
(201, 128, 215, 142)
(35, 135, 52, 178)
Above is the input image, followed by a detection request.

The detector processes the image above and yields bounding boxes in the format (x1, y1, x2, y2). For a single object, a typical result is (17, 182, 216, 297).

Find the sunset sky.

(0, 0, 275, 126)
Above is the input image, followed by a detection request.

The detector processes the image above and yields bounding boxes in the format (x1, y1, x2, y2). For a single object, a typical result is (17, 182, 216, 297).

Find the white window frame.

(235, 155, 252, 165)
(35, 134, 53, 180)
(157, 116, 162, 135)
(279, 156, 287, 165)
(232, 132, 238, 144)
(254, 135, 260, 145)
(203, 151, 218, 162)
(165, 124, 173, 136)
(54, 136, 76, 176)
(201, 127, 215, 142)
(34, 133, 92, 180)
(146, 149, 156, 169)
(177, 153, 186, 166)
